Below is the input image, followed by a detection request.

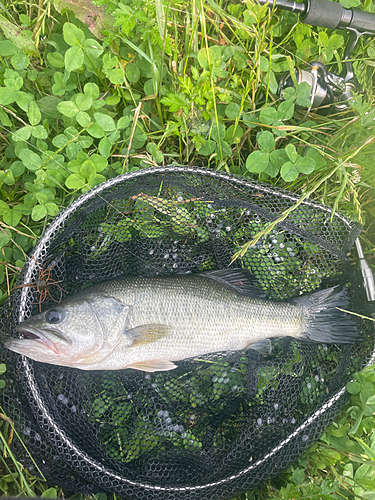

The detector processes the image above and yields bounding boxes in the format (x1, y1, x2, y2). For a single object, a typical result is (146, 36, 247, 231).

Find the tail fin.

(294, 286, 365, 344)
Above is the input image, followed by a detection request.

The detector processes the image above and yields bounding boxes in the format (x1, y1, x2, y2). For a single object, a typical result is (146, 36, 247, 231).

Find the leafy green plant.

(0, 364, 6, 390)
(245, 132, 317, 181)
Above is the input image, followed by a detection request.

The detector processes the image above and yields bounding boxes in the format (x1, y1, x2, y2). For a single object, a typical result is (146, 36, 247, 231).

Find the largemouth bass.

(5, 269, 361, 372)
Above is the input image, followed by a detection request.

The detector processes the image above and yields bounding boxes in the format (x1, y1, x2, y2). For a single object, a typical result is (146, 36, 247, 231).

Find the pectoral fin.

(126, 360, 178, 372)
(127, 324, 172, 346)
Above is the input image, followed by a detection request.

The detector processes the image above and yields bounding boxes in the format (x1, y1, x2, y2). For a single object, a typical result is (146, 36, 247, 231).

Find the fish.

(5, 269, 363, 372)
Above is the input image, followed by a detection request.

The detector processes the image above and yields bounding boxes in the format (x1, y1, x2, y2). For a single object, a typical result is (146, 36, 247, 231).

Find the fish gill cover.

(0, 166, 373, 499)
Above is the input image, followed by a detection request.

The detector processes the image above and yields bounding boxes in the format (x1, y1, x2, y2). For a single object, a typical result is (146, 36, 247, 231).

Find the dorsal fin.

(202, 269, 265, 297)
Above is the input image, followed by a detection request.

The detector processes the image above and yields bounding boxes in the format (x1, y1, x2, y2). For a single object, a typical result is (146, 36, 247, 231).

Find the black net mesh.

(0, 165, 373, 499)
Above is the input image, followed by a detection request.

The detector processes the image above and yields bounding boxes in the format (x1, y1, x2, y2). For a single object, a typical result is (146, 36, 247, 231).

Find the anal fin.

(247, 338, 273, 356)
(126, 360, 178, 372)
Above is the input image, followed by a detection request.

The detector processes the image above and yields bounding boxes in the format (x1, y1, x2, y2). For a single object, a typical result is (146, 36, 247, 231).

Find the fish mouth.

(15, 325, 68, 354)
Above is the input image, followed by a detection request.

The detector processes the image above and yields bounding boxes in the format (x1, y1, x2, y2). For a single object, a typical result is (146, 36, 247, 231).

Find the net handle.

(356, 238, 375, 302)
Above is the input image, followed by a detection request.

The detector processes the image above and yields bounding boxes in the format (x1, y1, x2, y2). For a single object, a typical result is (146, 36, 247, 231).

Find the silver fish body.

(5, 270, 360, 372)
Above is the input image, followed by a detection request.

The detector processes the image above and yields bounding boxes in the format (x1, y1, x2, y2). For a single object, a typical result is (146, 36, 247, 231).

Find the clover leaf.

(280, 145, 316, 181)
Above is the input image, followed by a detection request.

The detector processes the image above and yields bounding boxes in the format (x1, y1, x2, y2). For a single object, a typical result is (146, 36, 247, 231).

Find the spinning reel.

(258, 0, 375, 111)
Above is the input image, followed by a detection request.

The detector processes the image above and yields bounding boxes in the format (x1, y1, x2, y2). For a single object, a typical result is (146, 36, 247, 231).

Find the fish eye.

(46, 310, 62, 324)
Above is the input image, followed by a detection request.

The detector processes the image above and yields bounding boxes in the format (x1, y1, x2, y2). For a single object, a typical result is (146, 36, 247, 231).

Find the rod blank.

(257, 0, 375, 35)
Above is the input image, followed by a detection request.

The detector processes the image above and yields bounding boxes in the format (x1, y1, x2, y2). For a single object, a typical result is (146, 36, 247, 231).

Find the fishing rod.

(257, 0, 375, 112)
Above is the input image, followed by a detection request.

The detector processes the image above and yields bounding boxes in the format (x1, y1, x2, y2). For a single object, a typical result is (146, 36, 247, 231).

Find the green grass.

(0, 0, 374, 497)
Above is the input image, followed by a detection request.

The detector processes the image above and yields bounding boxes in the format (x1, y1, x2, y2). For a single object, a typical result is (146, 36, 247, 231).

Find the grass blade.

(155, 0, 165, 40)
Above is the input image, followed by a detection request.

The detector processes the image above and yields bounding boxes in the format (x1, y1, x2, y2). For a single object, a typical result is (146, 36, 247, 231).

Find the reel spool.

(278, 61, 357, 112)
